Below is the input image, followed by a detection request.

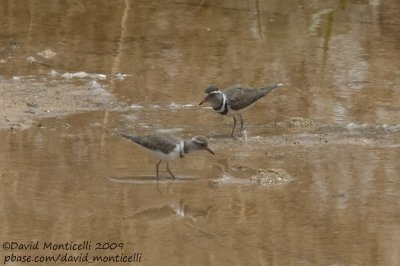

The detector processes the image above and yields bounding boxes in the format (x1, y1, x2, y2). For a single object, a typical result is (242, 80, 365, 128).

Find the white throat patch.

(179, 141, 185, 157)
(217, 92, 227, 113)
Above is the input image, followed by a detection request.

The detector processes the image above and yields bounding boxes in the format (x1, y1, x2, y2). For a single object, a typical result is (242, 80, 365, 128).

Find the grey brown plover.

(199, 83, 282, 137)
(119, 133, 214, 179)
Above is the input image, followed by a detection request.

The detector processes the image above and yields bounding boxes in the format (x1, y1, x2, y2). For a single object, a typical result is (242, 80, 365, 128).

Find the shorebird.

(199, 83, 282, 137)
(119, 133, 215, 179)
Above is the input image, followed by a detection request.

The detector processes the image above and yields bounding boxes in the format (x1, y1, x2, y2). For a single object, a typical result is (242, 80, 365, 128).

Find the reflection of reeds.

(195, 0, 207, 12)
(110, 0, 131, 93)
(308, 8, 335, 84)
(256, 0, 263, 43)
(322, 11, 334, 71)
(100, 0, 131, 148)
(309, 9, 334, 35)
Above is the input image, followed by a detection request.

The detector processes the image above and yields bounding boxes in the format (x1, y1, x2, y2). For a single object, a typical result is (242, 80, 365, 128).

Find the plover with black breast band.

(199, 83, 283, 137)
(119, 133, 215, 179)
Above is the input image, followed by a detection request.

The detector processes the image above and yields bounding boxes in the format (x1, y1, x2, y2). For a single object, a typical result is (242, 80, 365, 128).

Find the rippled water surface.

(1, 0, 400, 265)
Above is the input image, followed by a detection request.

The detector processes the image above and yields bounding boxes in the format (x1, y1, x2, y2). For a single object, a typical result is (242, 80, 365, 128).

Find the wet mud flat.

(0, 78, 126, 131)
(1, 92, 400, 266)
(2, 109, 399, 265)
(1, 0, 400, 265)
(1, 73, 399, 266)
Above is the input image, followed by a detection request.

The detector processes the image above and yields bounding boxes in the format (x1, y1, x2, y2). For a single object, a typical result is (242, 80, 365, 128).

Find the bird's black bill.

(199, 96, 208, 106)
(206, 147, 215, 155)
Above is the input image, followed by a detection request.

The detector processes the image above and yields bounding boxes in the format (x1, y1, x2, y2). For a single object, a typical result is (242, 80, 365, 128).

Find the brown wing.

(121, 133, 179, 154)
(141, 134, 180, 153)
(224, 84, 281, 111)
(223, 85, 267, 111)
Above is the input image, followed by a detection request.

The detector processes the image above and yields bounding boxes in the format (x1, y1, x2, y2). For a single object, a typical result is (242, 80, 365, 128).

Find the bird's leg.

(231, 115, 237, 138)
(156, 160, 162, 179)
(239, 114, 244, 133)
(166, 162, 176, 179)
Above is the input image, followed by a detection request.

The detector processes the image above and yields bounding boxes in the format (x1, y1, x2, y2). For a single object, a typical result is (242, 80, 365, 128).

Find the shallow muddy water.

(1, 0, 400, 265)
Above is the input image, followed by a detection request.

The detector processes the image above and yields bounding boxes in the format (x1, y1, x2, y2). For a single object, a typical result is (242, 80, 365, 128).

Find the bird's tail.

(259, 83, 283, 96)
(119, 132, 140, 144)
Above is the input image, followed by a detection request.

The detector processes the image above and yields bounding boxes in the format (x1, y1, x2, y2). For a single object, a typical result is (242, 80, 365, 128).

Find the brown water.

(1, 0, 400, 265)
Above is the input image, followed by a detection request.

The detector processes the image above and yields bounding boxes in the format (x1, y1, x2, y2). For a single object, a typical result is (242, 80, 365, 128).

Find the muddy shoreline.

(0, 78, 126, 131)
(2, 79, 399, 149)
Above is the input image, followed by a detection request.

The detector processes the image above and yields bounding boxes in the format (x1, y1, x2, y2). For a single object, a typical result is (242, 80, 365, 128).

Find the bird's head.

(199, 85, 223, 108)
(191, 136, 215, 155)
